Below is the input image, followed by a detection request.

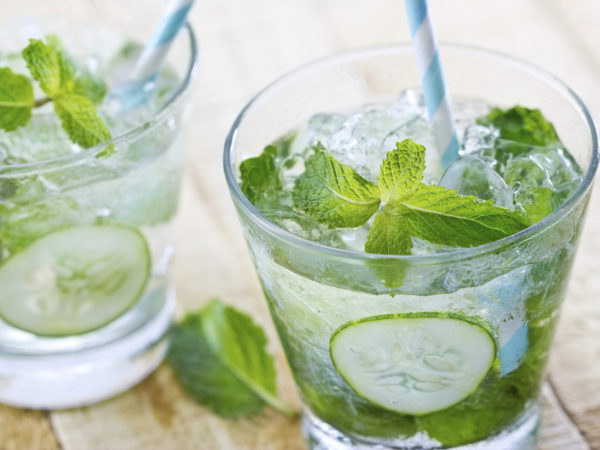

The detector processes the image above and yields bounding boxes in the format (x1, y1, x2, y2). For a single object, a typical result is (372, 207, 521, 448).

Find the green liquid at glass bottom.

(238, 204, 585, 447)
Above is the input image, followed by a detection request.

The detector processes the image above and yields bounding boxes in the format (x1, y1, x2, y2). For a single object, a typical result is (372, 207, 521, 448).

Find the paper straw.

(131, 0, 195, 81)
(404, 0, 459, 169)
(112, 0, 194, 111)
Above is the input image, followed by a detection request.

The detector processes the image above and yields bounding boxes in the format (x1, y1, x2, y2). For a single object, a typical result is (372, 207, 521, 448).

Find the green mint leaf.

(22, 39, 61, 97)
(293, 143, 381, 228)
(0, 68, 34, 131)
(478, 106, 560, 147)
(396, 184, 530, 247)
(168, 309, 264, 417)
(365, 208, 412, 255)
(378, 139, 425, 203)
(240, 145, 282, 208)
(53, 93, 113, 153)
(72, 76, 107, 105)
(45, 35, 76, 91)
(168, 299, 297, 418)
(46, 35, 107, 104)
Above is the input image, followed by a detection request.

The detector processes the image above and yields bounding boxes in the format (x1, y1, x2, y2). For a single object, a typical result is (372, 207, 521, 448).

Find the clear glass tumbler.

(0, 4, 197, 409)
(224, 45, 598, 449)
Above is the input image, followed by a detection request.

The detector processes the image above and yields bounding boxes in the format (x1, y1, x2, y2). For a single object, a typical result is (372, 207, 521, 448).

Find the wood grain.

(0, 406, 60, 450)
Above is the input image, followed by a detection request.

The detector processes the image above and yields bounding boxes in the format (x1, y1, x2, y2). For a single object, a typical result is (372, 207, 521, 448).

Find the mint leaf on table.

(240, 145, 282, 208)
(168, 299, 297, 418)
(292, 143, 381, 228)
(291, 139, 530, 255)
(0, 68, 34, 131)
(478, 106, 560, 147)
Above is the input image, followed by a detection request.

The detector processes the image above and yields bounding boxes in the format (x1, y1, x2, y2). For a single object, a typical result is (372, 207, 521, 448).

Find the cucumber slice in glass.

(330, 313, 496, 416)
(0, 225, 151, 336)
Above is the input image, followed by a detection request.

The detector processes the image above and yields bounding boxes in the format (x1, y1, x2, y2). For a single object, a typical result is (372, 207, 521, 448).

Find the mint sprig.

(365, 207, 412, 255)
(0, 68, 34, 131)
(0, 37, 112, 155)
(239, 145, 282, 208)
(53, 93, 111, 150)
(45, 35, 107, 104)
(396, 184, 530, 247)
(293, 139, 530, 255)
(292, 143, 381, 228)
(168, 299, 297, 418)
(478, 106, 560, 147)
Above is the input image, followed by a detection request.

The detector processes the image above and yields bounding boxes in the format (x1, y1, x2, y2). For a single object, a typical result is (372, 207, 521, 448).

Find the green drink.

(0, 15, 196, 408)
(224, 45, 598, 449)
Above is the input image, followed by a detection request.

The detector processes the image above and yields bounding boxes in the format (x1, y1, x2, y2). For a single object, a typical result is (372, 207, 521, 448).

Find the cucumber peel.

(0, 225, 150, 336)
(330, 312, 496, 416)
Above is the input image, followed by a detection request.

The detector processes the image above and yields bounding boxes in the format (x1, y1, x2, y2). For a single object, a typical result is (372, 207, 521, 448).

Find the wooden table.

(2, 1, 599, 448)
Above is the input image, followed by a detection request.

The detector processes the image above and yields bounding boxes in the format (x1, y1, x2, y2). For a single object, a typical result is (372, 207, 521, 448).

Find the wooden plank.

(0, 406, 60, 450)
(539, 384, 590, 450)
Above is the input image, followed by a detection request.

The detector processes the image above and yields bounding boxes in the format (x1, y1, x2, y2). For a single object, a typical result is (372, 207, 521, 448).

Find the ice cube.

(293, 91, 443, 183)
(382, 117, 442, 184)
(440, 156, 514, 209)
(280, 155, 305, 190)
(306, 113, 348, 146)
(0, 113, 76, 164)
(339, 225, 371, 252)
(453, 99, 493, 141)
(388, 89, 428, 120)
(411, 237, 460, 256)
(501, 145, 582, 223)
(460, 124, 499, 159)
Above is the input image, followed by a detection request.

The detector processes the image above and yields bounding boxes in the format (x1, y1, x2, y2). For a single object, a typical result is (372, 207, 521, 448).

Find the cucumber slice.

(330, 313, 495, 416)
(0, 225, 150, 336)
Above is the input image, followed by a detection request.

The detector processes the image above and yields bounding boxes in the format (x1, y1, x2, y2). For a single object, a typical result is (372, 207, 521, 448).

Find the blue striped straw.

(131, 0, 194, 81)
(404, 0, 459, 169)
(113, 0, 194, 111)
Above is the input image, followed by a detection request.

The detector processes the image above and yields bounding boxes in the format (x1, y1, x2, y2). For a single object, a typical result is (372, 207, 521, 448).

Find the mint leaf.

(46, 35, 106, 104)
(53, 93, 113, 151)
(257, 138, 530, 255)
(168, 299, 296, 418)
(72, 76, 107, 105)
(365, 208, 412, 255)
(0, 68, 33, 131)
(240, 145, 282, 208)
(1, 36, 111, 152)
(478, 106, 560, 147)
(397, 184, 530, 247)
(22, 39, 61, 97)
(293, 143, 381, 228)
(378, 139, 425, 203)
(45, 35, 76, 91)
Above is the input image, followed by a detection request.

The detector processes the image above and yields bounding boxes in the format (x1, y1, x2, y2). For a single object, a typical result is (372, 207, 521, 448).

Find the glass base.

(0, 289, 175, 410)
(302, 402, 541, 450)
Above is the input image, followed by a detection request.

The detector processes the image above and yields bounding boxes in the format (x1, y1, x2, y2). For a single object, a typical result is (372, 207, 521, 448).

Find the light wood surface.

(1, 0, 599, 449)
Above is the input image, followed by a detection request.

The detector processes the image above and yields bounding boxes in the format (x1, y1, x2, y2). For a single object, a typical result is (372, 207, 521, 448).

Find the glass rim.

(0, 23, 198, 177)
(224, 43, 599, 265)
